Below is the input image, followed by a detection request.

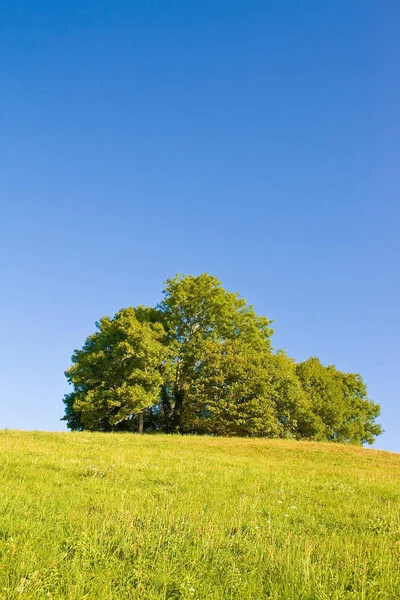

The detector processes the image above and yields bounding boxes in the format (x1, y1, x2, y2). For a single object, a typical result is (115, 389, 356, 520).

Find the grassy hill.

(0, 431, 399, 599)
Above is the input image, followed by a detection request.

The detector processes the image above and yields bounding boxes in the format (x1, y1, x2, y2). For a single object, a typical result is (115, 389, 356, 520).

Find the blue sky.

(1, 1, 399, 451)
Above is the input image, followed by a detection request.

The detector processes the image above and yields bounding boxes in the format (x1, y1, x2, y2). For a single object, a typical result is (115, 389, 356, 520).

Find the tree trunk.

(138, 411, 144, 434)
(172, 389, 184, 432)
(161, 386, 172, 433)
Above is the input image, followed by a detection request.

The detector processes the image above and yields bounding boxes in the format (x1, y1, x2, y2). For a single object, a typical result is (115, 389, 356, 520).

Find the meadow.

(0, 431, 399, 599)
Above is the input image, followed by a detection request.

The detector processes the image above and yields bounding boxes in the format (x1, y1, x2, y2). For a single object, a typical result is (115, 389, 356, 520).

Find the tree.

(62, 273, 382, 445)
(157, 273, 274, 432)
(63, 308, 168, 433)
(181, 338, 279, 437)
(265, 351, 321, 440)
(336, 371, 383, 444)
(295, 358, 383, 444)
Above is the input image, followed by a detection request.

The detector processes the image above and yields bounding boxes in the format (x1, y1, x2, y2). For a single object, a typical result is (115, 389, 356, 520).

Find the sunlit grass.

(0, 431, 399, 599)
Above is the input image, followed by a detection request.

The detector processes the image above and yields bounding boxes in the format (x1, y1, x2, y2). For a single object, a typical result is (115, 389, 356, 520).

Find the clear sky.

(1, 1, 399, 451)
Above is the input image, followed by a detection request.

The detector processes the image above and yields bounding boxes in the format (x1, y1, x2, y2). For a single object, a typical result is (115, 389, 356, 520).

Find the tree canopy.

(63, 274, 382, 443)
(63, 308, 168, 433)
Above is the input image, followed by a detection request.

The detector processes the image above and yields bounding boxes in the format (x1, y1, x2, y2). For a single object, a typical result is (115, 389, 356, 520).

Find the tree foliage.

(295, 358, 382, 444)
(63, 274, 383, 444)
(157, 273, 273, 432)
(63, 308, 168, 433)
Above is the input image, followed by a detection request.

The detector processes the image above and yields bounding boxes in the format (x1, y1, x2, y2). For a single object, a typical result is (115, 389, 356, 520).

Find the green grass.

(0, 431, 399, 599)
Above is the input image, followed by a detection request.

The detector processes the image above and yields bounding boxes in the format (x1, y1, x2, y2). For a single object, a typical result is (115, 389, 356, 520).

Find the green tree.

(295, 358, 383, 444)
(157, 273, 274, 432)
(266, 351, 321, 440)
(181, 338, 280, 436)
(62, 273, 382, 445)
(63, 308, 168, 433)
(336, 371, 383, 444)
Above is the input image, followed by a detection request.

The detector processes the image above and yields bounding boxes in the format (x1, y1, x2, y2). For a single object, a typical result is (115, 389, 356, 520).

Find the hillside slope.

(0, 431, 399, 599)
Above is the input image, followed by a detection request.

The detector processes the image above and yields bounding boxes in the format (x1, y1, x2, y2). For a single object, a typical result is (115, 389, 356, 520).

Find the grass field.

(0, 431, 399, 599)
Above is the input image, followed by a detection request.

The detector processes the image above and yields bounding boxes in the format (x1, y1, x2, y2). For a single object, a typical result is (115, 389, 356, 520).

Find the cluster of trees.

(63, 274, 382, 444)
